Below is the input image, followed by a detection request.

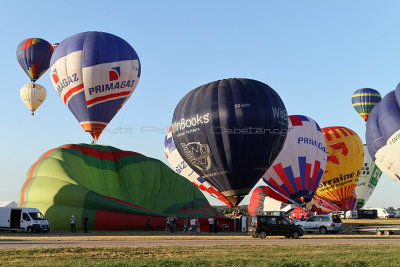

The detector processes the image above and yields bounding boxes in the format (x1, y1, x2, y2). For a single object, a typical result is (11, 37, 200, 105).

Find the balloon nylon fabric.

(354, 144, 382, 209)
(262, 115, 327, 204)
(49, 31, 141, 141)
(19, 144, 217, 230)
(351, 88, 382, 122)
(20, 83, 46, 113)
(16, 38, 53, 82)
(366, 88, 400, 183)
(248, 186, 288, 215)
(316, 126, 363, 206)
(172, 78, 288, 206)
(164, 126, 234, 207)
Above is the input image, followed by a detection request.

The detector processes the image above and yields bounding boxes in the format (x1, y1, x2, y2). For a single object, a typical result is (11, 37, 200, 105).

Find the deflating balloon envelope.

(171, 78, 288, 207)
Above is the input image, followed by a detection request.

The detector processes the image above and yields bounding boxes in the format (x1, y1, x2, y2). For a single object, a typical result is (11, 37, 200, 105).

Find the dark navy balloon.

(171, 78, 288, 206)
(16, 38, 54, 82)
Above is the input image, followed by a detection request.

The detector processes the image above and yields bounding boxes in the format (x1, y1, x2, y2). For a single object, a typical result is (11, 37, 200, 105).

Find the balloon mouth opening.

(80, 123, 107, 142)
(89, 132, 102, 142)
(224, 195, 245, 207)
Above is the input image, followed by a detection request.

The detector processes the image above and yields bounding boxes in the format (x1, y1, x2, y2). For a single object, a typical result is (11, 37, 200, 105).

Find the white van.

(364, 208, 393, 219)
(0, 207, 50, 233)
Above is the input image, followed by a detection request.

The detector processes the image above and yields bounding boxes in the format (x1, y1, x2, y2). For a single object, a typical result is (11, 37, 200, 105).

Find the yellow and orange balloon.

(315, 126, 363, 207)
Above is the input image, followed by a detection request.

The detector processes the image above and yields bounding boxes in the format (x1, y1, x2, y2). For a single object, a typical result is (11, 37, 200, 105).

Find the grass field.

(1, 245, 400, 266)
(0, 218, 399, 266)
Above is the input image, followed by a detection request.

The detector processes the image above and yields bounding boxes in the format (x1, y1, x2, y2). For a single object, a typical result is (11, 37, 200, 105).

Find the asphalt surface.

(1, 237, 400, 249)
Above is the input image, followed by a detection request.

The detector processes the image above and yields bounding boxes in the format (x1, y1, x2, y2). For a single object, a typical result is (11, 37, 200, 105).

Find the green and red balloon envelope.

(19, 144, 217, 230)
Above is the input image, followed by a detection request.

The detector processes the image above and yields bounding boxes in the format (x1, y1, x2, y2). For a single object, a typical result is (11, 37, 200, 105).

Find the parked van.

(364, 208, 393, 219)
(0, 207, 50, 233)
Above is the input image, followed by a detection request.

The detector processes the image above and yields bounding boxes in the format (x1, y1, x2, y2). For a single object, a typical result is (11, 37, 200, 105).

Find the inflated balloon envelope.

(49, 31, 141, 141)
(172, 78, 288, 207)
(262, 115, 327, 206)
(354, 144, 382, 209)
(17, 38, 54, 82)
(366, 89, 400, 183)
(164, 126, 235, 207)
(315, 126, 363, 207)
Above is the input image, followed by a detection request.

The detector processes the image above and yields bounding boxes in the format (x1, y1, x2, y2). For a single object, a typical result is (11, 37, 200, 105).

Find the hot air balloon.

(262, 115, 327, 206)
(16, 38, 53, 82)
(164, 126, 234, 207)
(366, 89, 400, 183)
(172, 78, 288, 207)
(49, 31, 141, 141)
(248, 186, 290, 215)
(315, 126, 364, 206)
(20, 83, 47, 115)
(354, 144, 382, 208)
(312, 195, 341, 214)
(20, 144, 217, 230)
(352, 88, 382, 122)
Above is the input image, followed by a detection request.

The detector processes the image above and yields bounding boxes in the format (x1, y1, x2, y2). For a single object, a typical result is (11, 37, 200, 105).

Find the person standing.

(196, 218, 200, 233)
(165, 216, 171, 233)
(190, 217, 196, 233)
(172, 216, 177, 233)
(183, 217, 189, 233)
(146, 216, 152, 231)
(82, 214, 88, 233)
(213, 217, 218, 233)
(70, 215, 76, 233)
(208, 216, 214, 233)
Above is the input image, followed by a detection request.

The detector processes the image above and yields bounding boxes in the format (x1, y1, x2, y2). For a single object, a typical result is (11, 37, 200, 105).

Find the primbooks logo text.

(172, 113, 210, 133)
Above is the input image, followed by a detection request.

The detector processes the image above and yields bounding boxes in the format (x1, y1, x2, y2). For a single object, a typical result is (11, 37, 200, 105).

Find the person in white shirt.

(208, 216, 214, 233)
(70, 215, 76, 233)
(190, 217, 197, 233)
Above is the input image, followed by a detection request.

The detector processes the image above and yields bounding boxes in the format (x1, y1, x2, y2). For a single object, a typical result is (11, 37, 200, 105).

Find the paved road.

(1, 238, 400, 249)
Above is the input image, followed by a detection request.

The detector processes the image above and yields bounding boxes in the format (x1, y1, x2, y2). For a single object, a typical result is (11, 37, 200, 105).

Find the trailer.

(353, 225, 400, 235)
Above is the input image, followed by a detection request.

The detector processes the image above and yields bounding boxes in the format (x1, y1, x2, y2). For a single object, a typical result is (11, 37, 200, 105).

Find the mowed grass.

(1, 245, 400, 266)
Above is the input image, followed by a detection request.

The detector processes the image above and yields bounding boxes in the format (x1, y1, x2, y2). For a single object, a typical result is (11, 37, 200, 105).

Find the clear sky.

(1, 1, 399, 209)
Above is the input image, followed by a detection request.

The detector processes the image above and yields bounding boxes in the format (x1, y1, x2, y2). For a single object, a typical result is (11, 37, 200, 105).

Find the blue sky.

(1, 1, 399, 209)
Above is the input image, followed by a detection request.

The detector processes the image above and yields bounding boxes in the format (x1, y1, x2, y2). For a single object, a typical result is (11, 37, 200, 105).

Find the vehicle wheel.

(27, 227, 33, 234)
(259, 232, 267, 239)
(292, 232, 300, 239)
(319, 227, 327, 234)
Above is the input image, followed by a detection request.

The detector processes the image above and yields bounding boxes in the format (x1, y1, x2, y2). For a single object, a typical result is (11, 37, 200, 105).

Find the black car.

(248, 215, 303, 239)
